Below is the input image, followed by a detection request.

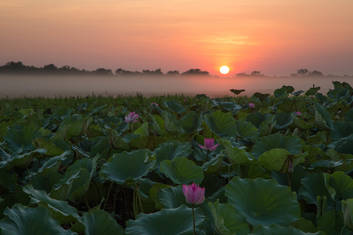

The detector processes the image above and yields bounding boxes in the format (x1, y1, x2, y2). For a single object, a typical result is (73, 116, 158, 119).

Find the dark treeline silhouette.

(0, 61, 209, 77)
(0, 62, 341, 77)
(236, 68, 326, 77)
(236, 71, 265, 77)
(291, 68, 324, 77)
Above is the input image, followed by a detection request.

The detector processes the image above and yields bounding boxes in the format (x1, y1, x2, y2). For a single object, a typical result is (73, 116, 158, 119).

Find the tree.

(182, 68, 209, 76)
(310, 70, 323, 77)
(167, 70, 180, 76)
(0, 61, 26, 73)
(142, 69, 163, 76)
(93, 68, 113, 76)
(115, 68, 141, 76)
(236, 73, 249, 77)
(43, 64, 58, 73)
(297, 68, 309, 76)
(250, 71, 263, 77)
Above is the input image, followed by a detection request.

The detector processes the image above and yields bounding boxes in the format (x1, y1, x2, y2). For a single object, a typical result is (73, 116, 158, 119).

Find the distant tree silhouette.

(93, 68, 113, 76)
(43, 64, 59, 73)
(310, 70, 323, 77)
(0, 61, 91, 75)
(142, 69, 163, 76)
(294, 68, 324, 77)
(297, 68, 309, 76)
(1, 61, 331, 78)
(58, 66, 84, 75)
(0, 61, 26, 73)
(182, 68, 209, 76)
(236, 73, 249, 77)
(0, 62, 213, 77)
(167, 70, 180, 76)
(250, 71, 264, 77)
(115, 68, 141, 76)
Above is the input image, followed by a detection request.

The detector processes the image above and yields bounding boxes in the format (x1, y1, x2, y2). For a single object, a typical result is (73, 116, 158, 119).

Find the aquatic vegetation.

(0, 82, 352, 234)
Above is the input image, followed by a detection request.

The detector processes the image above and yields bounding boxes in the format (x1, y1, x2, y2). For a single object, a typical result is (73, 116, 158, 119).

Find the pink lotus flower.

(125, 112, 139, 123)
(248, 102, 255, 109)
(295, 111, 302, 116)
(199, 138, 219, 151)
(182, 183, 205, 205)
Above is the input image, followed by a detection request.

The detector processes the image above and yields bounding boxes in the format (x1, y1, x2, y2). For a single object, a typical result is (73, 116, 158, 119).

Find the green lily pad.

(51, 158, 96, 201)
(158, 185, 185, 209)
(160, 157, 204, 185)
(333, 134, 353, 155)
(324, 171, 353, 200)
(179, 111, 201, 134)
(154, 141, 192, 165)
(27, 152, 70, 192)
(258, 148, 290, 171)
(246, 112, 267, 128)
(314, 103, 333, 129)
(298, 173, 331, 206)
(35, 137, 66, 156)
(101, 149, 155, 184)
(163, 101, 186, 114)
(161, 111, 179, 133)
(234, 120, 258, 140)
(212, 101, 242, 114)
(345, 108, 353, 122)
(83, 209, 124, 235)
(251, 225, 319, 235)
(342, 199, 353, 230)
(0, 148, 47, 169)
(125, 205, 204, 235)
(274, 86, 294, 97)
(134, 122, 149, 137)
(252, 133, 302, 158)
(4, 122, 39, 153)
(332, 121, 353, 140)
(23, 186, 81, 224)
(225, 177, 300, 226)
(274, 112, 294, 130)
(305, 87, 320, 96)
(0, 205, 76, 235)
(220, 139, 252, 165)
(204, 111, 237, 137)
(209, 201, 249, 235)
(230, 89, 245, 96)
(56, 114, 85, 139)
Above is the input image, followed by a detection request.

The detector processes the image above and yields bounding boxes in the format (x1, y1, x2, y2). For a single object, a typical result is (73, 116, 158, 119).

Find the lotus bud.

(199, 138, 219, 151)
(182, 183, 205, 205)
(125, 112, 139, 123)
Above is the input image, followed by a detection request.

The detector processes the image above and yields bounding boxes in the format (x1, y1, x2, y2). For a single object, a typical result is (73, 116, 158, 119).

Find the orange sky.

(1, 0, 353, 75)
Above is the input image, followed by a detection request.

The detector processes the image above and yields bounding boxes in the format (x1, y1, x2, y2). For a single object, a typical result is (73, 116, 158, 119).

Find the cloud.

(198, 36, 257, 46)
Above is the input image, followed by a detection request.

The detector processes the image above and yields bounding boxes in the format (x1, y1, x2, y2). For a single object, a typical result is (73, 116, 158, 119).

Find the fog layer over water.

(0, 75, 352, 98)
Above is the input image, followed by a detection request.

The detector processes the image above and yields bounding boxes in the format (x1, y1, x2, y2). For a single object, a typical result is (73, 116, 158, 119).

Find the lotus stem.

(104, 182, 113, 209)
(133, 190, 138, 218)
(192, 206, 196, 235)
(133, 184, 144, 218)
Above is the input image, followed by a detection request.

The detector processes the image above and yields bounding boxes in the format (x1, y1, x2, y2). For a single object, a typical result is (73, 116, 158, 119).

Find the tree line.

(0, 61, 337, 77)
(0, 61, 209, 76)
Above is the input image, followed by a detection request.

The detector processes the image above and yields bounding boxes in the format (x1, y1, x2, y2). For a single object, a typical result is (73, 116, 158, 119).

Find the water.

(0, 75, 352, 98)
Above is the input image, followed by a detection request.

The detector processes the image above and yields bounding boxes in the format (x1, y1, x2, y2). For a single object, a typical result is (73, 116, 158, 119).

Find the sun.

(219, 65, 230, 75)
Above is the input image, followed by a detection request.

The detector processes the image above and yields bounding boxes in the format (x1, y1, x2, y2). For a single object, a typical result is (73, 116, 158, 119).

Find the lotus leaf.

(101, 149, 155, 184)
(225, 177, 300, 226)
(160, 157, 204, 184)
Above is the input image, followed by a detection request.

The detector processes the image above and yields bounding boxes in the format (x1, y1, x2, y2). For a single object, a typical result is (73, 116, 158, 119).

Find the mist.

(0, 75, 352, 98)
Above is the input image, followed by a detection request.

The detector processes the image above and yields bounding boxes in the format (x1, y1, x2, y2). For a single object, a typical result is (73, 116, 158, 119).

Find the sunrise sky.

(1, 0, 353, 75)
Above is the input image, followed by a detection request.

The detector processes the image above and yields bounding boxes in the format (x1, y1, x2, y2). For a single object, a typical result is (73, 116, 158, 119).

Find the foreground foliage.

(0, 81, 353, 234)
